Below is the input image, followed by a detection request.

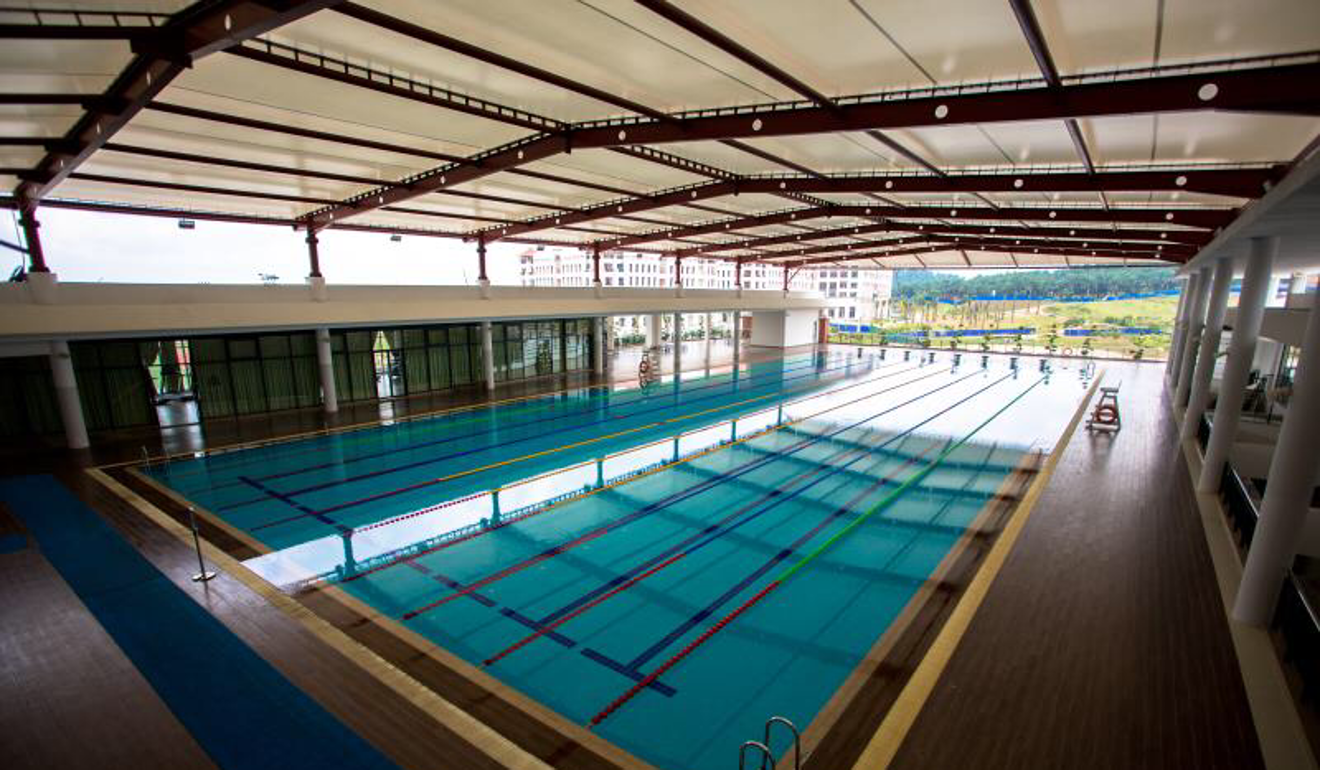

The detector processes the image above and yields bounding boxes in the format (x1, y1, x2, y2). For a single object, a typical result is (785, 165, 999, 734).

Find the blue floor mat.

(0, 474, 398, 770)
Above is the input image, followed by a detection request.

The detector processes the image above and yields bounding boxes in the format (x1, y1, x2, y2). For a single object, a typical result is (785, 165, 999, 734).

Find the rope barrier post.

(186, 505, 216, 583)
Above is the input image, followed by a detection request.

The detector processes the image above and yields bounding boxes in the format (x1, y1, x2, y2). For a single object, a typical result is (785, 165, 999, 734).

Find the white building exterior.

(518, 248, 892, 321)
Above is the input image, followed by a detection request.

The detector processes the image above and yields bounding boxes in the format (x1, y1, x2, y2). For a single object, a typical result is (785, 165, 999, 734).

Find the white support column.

(315, 326, 338, 414)
(1199, 238, 1276, 491)
(1182, 257, 1234, 441)
(646, 313, 662, 349)
(703, 312, 713, 366)
(731, 310, 741, 373)
(26, 270, 58, 305)
(1233, 289, 1320, 626)
(1168, 272, 1200, 387)
(48, 341, 88, 449)
(1174, 267, 1213, 408)
(1165, 279, 1192, 383)
(673, 312, 683, 372)
(593, 317, 605, 375)
(480, 320, 495, 391)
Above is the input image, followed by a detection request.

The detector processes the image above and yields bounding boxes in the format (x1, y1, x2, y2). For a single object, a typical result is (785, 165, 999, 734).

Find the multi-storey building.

(518, 248, 892, 321)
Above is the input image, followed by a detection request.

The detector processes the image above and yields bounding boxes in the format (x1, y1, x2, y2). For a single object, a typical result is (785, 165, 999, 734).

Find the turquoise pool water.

(147, 350, 1088, 770)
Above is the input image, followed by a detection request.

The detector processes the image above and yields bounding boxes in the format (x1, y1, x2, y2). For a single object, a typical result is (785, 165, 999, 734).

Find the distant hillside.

(892, 267, 1178, 300)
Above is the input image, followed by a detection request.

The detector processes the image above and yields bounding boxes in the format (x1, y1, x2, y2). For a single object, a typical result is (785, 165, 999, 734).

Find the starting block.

(1086, 385, 1121, 432)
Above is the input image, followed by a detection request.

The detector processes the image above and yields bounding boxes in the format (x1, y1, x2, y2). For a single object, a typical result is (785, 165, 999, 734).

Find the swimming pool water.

(147, 350, 1091, 770)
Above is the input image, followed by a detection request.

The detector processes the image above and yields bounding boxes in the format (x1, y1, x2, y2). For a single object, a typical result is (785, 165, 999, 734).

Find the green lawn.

(833, 295, 1179, 360)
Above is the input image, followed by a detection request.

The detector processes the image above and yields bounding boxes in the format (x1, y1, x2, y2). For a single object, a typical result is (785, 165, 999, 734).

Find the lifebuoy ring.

(1063, 347, 1073, 355)
(1093, 404, 1119, 425)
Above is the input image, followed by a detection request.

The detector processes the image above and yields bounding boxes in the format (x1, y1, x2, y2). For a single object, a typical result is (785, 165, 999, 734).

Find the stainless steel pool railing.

(738, 715, 801, 769)
(740, 741, 773, 769)
(764, 716, 801, 769)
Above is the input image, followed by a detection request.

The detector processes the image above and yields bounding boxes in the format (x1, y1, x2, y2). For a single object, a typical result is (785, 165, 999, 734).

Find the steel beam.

(752, 229, 1188, 264)
(675, 218, 1204, 258)
(755, 235, 929, 262)
(16, 200, 48, 272)
(334, 2, 669, 121)
(88, 142, 1278, 216)
(0, 24, 156, 40)
(68, 171, 345, 206)
(333, 2, 830, 215)
(481, 167, 1269, 241)
(561, 56, 1320, 146)
(925, 236, 1181, 260)
(145, 100, 680, 203)
(677, 221, 907, 256)
(15, 1, 343, 201)
(0, 194, 645, 251)
(0, 93, 91, 105)
(288, 24, 1308, 230)
(0, 8, 170, 40)
(792, 241, 1173, 267)
(227, 37, 562, 133)
(885, 221, 1208, 246)
(596, 203, 1231, 249)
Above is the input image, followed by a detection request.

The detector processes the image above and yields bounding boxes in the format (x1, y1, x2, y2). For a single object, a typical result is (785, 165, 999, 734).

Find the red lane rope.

(589, 580, 782, 727)
(483, 550, 689, 667)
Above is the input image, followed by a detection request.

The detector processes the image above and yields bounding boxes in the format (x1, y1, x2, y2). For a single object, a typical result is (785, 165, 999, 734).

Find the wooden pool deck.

(885, 361, 1264, 769)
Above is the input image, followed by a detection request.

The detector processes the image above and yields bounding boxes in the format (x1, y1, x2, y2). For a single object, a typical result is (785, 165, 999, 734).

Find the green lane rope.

(775, 375, 1046, 585)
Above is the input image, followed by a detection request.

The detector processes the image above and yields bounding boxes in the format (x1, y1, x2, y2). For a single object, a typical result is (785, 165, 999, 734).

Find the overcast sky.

(2, 207, 527, 285)
(2, 207, 1006, 285)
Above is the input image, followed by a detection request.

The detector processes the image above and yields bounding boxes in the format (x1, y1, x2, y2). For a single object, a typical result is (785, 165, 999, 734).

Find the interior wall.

(748, 310, 820, 348)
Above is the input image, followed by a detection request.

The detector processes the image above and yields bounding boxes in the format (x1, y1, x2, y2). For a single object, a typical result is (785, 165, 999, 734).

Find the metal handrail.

(763, 716, 801, 770)
(1288, 573, 1320, 632)
(740, 741, 774, 770)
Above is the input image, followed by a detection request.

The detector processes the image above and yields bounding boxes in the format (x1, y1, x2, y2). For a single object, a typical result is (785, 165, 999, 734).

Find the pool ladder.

(739, 716, 800, 769)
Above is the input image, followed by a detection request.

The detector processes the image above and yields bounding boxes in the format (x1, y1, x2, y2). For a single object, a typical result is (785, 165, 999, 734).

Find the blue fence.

(833, 324, 1166, 338)
(830, 326, 1032, 338)
(925, 289, 1178, 305)
(1063, 327, 1167, 337)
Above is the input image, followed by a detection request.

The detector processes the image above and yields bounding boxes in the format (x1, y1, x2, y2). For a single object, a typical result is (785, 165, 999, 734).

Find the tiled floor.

(0, 504, 217, 770)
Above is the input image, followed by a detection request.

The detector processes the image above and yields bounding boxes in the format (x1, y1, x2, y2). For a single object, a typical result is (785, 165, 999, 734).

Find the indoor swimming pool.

(144, 350, 1092, 770)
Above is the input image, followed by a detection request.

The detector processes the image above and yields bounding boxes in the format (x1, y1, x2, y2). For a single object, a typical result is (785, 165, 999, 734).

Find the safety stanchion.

(186, 505, 216, 583)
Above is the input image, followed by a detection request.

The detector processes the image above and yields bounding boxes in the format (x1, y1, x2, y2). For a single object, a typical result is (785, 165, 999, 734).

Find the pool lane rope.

(243, 358, 895, 530)
(341, 364, 938, 587)
(196, 354, 839, 493)
(396, 367, 975, 619)
(482, 435, 942, 669)
(588, 375, 1046, 728)
(483, 371, 1015, 667)
(137, 349, 831, 475)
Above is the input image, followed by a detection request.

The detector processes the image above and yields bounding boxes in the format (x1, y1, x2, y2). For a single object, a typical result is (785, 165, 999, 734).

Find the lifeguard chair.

(1087, 384, 1122, 432)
